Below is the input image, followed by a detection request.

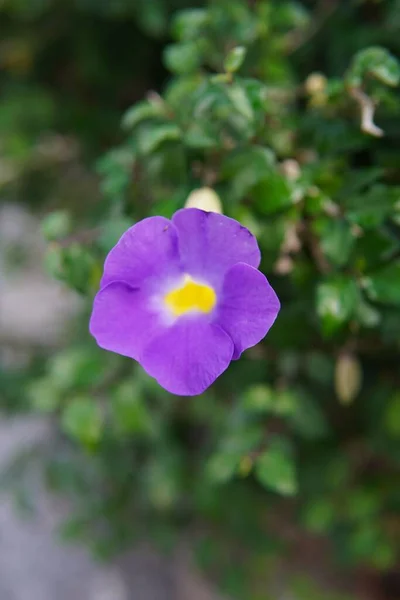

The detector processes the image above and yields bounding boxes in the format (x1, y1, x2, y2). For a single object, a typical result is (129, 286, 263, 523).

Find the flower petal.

(140, 319, 234, 396)
(89, 281, 165, 360)
(217, 262, 280, 359)
(101, 216, 181, 288)
(172, 208, 260, 287)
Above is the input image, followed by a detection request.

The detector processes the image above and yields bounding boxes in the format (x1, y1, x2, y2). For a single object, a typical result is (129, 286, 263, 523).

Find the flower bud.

(305, 72, 328, 95)
(335, 353, 362, 405)
(184, 187, 223, 214)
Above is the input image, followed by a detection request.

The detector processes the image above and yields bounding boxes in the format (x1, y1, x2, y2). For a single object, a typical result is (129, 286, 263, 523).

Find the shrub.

(2, 1, 400, 598)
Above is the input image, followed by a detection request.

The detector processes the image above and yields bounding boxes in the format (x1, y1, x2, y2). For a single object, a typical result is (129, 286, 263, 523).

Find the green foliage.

(2, 1, 400, 598)
(255, 438, 297, 496)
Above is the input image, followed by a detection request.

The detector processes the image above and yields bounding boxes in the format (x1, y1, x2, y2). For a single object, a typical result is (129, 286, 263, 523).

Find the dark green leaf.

(363, 262, 400, 306)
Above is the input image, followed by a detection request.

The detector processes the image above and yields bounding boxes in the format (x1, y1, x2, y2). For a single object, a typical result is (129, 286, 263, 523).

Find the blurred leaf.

(317, 219, 354, 267)
(48, 348, 104, 391)
(41, 211, 71, 242)
(222, 146, 275, 202)
(290, 393, 329, 439)
(164, 41, 204, 74)
(172, 8, 208, 41)
(145, 454, 182, 511)
(61, 397, 103, 446)
(98, 217, 133, 252)
(302, 498, 335, 534)
(362, 262, 400, 306)
(224, 46, 246, 73)
(383, 393, 400, 438)
(346, 46, 400, 88)
(253, 170, 292, 215)
(242, 384, 274, 413)
(255, 438, 297, 496)
(344, 185, 400, 229)
(225, 83, 254, 121)
(27, 378, 61, 413)
(205, 452, 239, 484)
(137, 123, 181, 154)
(111, 381, 152, 436)
(122, 100, 167, 130)
(316, 276, 359, 336)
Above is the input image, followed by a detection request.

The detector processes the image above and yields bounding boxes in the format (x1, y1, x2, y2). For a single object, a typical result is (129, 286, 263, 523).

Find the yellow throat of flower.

(164, 275, 216, 317)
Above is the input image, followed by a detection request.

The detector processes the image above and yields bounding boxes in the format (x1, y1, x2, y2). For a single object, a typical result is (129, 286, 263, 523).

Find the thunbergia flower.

(90, 208, 280, 396)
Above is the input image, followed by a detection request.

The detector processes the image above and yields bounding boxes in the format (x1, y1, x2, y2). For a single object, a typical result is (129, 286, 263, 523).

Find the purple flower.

(90, 209, 280, 396)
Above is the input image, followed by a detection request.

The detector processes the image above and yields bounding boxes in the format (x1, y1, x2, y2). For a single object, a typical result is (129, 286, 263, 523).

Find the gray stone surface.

(0, 204, 224, 600)
(0, 416, 225, 600)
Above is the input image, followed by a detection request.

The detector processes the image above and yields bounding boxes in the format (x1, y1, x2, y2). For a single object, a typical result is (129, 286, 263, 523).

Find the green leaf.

(224, 46, 246, 74)
(290, 393, 329, 439)
(316, 276, 359, 336)
(99, 217, 132, 252)
(41, 211, 71, 242)
(383, 393, 400, 438)
(49, 348, 104, 391)
(225, 83, 253, 121)
(122, 100, 167, 131)
(164, 42, 203, 74)
(317, 219, 354, 267)
(346, 46, 400, 88)
(183, 124, 218, 149)
(145, 456, 182, 510)
(61, 397, 103, 446)
(344, 185, 400, 229)
(27, 378, 61, 413)
(253, 170, 292, 215)
(44, 245, 64, 280)
(172, 8, 208, 41)
(111, 381, 152, 436)
(242, 384, 274, 413)
(302, 499, 335, 533)
(362, 262, 400, 306)
(221, 146, 275, 202)
(354, 298, 381, 328)
(137, 123, 181, 155)
(97, 147, 133, 202)
(255, 438, 297, 496)
(205, 452, 239, 484)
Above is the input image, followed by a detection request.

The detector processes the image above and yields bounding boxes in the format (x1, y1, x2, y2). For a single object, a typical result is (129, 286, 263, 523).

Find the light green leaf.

(61, 397, 103, 446)
(111, 381, 152, 436)
(242, 384, 274, 413)
(224, 46, 247, 74)
(164, 42, 203, 74)
(255, 439, 297, 496)
(28, 378, 61, 413)
(172, 8, 208, 41)
(347, 46, 400, 88)
(205, 452, 239, 484)
(225, 83, 253, 121)
(316, 276, 359, 336)
(122, 100, 167, 130)
(41, 211, 71, 242)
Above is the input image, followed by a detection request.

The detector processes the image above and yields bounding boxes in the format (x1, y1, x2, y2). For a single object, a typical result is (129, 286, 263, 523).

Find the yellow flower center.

(164, 275, 216, 317)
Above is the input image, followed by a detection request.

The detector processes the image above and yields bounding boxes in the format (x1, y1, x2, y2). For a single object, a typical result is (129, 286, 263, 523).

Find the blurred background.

(1, 1, 400, 599)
